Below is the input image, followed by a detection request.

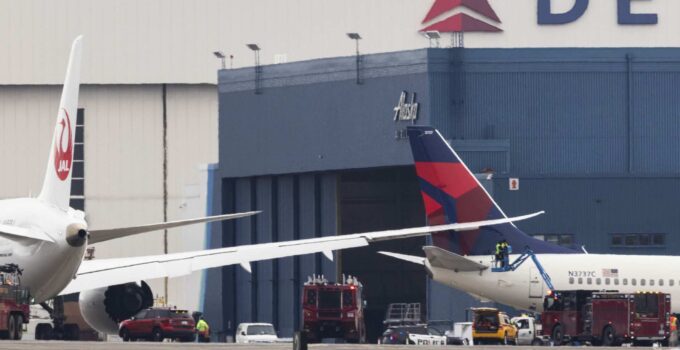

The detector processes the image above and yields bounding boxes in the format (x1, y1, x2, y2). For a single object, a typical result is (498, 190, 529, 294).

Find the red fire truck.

(301, 274, 366, 344)
(0, 264, 30, 340)
(542, 290, 671, 346)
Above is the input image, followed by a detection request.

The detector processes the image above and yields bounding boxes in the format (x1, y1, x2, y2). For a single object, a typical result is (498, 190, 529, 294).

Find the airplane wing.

(87, 211, 260, 244)
(0, 224, 55, 243)
(59, 211, 542, 295)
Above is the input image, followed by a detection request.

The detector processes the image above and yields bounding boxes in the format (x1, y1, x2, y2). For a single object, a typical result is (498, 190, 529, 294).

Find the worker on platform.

(495, 240, 503, 267)
(501, 240, 511, 267)
(196, 316, 210, 343)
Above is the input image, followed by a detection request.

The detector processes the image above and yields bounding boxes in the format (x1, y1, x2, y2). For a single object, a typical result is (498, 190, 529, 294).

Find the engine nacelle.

(79, 281, 153, 335)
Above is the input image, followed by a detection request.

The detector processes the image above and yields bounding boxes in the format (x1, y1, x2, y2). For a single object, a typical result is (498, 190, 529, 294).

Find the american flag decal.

(602, 268, 619, 277)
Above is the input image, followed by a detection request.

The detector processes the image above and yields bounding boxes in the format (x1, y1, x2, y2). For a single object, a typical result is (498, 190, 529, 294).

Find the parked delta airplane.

(0, 37, 541, 340)
(381, 126, 680, 313)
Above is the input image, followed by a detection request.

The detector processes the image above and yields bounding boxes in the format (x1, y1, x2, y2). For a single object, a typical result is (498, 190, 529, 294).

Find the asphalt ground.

(0, 343, 667, 350)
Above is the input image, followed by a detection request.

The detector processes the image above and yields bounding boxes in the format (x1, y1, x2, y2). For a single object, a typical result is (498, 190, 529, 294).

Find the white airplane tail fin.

(38, 36, 83, 209)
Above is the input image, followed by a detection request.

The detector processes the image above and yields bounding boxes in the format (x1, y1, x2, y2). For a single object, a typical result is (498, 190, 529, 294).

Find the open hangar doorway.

(337, 166, 427, 342)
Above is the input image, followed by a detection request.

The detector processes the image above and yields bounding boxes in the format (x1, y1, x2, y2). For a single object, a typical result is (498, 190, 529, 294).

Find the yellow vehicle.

(471, 308, 517, 345)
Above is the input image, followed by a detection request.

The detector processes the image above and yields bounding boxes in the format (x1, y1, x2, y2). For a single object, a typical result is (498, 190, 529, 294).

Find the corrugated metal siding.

(213, 173, 337, 337)
(7, 1, 680, 84)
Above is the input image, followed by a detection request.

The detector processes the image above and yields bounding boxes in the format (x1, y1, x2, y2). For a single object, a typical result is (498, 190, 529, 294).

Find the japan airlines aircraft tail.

(7, 37, 545, 337)
(380, 126, 680, 313)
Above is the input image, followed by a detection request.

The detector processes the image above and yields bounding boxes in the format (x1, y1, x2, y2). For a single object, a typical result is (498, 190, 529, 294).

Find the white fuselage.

(430, 253, 680, 313)
(0, 198, 86, 302)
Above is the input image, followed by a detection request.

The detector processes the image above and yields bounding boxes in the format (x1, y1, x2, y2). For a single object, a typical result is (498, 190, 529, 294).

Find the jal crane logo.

(421, 0, 502, 32)
(54, 108, 73, 181)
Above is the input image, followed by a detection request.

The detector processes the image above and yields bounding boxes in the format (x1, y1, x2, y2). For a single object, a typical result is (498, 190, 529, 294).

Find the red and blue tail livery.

(406, 126, 574, 256)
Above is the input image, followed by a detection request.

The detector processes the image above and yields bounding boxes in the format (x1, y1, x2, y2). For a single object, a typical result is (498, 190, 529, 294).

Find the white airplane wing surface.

(59, 211, 543, 295)
(87, 211, 260, 244)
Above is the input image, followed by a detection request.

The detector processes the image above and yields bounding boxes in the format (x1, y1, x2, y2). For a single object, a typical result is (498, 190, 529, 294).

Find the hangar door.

(339, 166, 426, 342)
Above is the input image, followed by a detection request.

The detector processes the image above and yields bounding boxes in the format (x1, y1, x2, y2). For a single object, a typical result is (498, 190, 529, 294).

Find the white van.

(235, 323, 279, 343)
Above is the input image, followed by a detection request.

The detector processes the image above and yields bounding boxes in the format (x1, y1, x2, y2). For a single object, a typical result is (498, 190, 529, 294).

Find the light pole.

(346, 33, 362, 85)
(213, 51, 226, 69)
(247, 44, 262, 94)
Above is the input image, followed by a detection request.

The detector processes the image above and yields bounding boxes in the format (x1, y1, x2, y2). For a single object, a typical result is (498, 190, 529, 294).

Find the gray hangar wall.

(207, 47, 680, 337)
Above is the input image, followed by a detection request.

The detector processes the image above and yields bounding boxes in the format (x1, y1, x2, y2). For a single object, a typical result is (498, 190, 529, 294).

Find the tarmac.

(0, 342, 660, 350)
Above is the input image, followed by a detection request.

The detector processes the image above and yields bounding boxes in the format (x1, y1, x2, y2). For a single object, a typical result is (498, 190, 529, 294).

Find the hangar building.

(208, 47, 680, 340)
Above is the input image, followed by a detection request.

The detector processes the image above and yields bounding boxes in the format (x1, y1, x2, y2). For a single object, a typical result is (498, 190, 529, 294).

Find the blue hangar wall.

(205, 47, 680, 339)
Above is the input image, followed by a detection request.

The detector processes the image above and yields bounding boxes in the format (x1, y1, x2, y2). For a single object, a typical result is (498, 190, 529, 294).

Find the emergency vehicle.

(301, 274, 366, 343)
(542, 290, 671, 346)
(0, 264, 30, 340)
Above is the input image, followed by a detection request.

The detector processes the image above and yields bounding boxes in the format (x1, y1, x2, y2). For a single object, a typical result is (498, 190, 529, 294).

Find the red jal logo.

(54, 108, 73, 181)
(421, 0, 502, 32)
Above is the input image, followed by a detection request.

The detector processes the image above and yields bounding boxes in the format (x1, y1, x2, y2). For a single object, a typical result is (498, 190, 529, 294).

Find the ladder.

(491, 248, 555, 292)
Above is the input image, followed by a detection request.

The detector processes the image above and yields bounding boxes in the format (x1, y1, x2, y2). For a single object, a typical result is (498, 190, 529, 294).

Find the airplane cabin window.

(641, 279, 646, 286)
(670, 279, 674, 287)
(569, 277, 574, 284)
(650, 279, 655, 286)
(614, 279, 619, 285)
(659, 279, 664, 286)
(596, 278, 601, 285)
(587, 278, 592, 285)
(631, 278, 636, 286)
(605, 278, 610, 285)
(623, 278, 628, 285)
(578, 277, 583, 284)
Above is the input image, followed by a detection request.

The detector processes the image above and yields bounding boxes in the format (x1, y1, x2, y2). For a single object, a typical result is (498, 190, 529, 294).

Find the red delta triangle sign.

(421, 0, 502, 33)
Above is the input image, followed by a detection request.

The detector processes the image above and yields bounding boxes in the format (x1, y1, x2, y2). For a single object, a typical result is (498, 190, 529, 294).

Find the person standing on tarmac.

(196, 316, 210, 343)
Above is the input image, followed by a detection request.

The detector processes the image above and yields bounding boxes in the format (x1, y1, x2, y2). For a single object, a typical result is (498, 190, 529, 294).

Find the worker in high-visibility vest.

(670, 315, 678, 347)
(196, 316, 210, 343)
(495, 241, 503, 267)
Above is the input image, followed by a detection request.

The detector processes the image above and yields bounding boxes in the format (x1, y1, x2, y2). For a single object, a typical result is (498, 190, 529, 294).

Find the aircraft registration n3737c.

(0, 37, 541, 338)
(380, 126, 680, 313)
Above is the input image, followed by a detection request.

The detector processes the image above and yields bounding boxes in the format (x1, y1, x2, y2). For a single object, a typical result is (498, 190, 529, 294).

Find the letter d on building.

(538, 0, 589, 25)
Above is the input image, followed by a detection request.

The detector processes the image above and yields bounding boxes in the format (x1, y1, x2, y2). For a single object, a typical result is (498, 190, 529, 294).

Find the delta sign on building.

(412, 0, 677, 48)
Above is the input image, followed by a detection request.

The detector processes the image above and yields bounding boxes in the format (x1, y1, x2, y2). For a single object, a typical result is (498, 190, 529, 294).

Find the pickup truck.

(511, 315, 546, 346)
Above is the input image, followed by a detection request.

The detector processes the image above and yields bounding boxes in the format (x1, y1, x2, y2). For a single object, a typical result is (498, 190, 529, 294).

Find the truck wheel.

(13, 315, 22, 340)
(35, 323, 53, 340)
(294, 331, 308, 350)
(63, 323, 80, 341)
(532, 338, 543, 346)
(552, 325, 563, 346)
(602, 326, 615, 347)
(6, 315, 16, 340)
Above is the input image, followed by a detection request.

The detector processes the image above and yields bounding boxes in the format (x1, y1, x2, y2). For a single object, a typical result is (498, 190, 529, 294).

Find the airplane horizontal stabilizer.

(88, 211, 260, 244)
(423, 246, 488, 272)
(0, 224, 55, 243)
(377, 251, 425, 265)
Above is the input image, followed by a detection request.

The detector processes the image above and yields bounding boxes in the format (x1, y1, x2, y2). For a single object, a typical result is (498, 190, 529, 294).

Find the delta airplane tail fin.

(406, 126, 573, 256)
(38, 36, 83, 209)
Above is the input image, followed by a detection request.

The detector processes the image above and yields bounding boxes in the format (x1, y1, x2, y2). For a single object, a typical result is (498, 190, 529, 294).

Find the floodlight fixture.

(346, 33, 362, 40)
(247, 44, 260, 51)
(423, 31, 441, 48)
(213, 51, 226, 69)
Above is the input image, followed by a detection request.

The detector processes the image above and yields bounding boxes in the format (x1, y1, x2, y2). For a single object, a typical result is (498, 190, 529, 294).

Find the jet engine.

(79, 281, 153, 335)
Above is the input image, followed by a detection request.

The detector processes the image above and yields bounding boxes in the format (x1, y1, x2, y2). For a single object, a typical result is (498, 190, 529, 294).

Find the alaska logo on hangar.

(421, 0, 502, 32)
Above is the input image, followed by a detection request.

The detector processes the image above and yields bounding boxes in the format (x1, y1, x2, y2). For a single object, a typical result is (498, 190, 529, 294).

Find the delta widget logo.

(421, 0, 502, 32)
(54, 108, 73, 181)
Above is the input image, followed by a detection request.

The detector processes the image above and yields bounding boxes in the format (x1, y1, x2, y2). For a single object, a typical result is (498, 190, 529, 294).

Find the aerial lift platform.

(491, 248, 555, 292)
